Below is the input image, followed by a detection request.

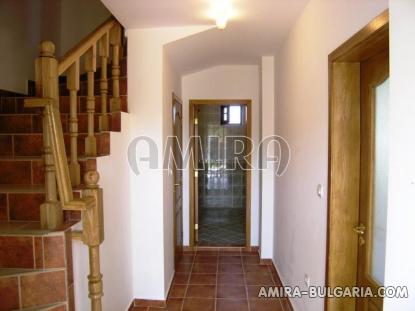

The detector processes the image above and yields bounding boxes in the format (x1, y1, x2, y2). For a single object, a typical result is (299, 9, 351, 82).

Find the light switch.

(317, 184, 324, 198)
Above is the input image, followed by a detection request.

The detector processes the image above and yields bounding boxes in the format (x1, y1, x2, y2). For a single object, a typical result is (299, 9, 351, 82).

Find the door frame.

(188, 99, 252, 249)
(326, 10, 389, 311)
(172, 93, 183, 266)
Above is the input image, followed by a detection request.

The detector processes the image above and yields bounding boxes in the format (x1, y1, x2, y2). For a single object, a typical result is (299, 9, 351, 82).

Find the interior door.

(356, 49, 389, 311)
(173, 95, 183, 267)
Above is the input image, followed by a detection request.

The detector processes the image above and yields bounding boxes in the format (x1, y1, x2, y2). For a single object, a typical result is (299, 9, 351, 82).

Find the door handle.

(174, 183, 182, 187)
(353, 224, 366, 235)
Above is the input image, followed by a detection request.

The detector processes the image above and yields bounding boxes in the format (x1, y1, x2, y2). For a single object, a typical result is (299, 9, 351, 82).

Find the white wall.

(384, 1, 415, 310)
(73, 113, 134, 311)
(260, 56, 275, 259)
(273, 0, 388, 310)
(126, 26, 211, 301)
(181, 65, 261, 246)
(0, 0, 46, 94)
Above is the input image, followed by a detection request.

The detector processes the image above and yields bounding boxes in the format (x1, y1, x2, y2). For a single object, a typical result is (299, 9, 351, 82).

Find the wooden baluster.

(35, 41, 63, 229)
(109, 24, 122, 112)
(67, 61, 81, 186)
(82, 171, 104, 311)
(98, 33, 110, 131)
(84, 45, 97, 156)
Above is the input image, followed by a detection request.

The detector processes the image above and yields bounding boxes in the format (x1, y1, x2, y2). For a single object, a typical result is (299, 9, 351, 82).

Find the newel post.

(35, 41, 63, 229)
(82, 171, 104, 311)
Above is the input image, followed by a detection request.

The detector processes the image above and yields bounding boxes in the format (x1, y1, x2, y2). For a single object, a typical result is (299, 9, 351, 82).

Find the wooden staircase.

(0, 17, 127, 311)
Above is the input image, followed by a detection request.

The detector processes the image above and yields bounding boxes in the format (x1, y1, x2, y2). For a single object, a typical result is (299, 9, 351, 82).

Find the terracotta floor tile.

(179, 255, 195, 264)
(194, 255, 218, 263)
(217, 285, 247, 299)
(131, 308, 148, 311)
(176, 263, 192, 273)
(182, 298, 215, 311)
(242, 255, 261, 265)
(0, 276, 19, 311)
(8, 193, 43, 221)
(169, 285, 186, 298)
(281, 297, 294, 311)
(196, 250, 218, 256)
(243, 264, 270, 274)
(245, 271, 274, 286)
(173, 273, 189, 285)
(0, 193, 7, 221)
(43, 236, 66, 268)
(216, 299, 249, 311)
(0, 135, 13, 157)
(249, 298, 284, 311)
(0, 236, 34, 268)
(0, 160, 31, 184)
(192, 263, 217, 274)
(218, 251, 241, 256)
(217, 274, 245, 285)
(218, 255, 242, 264)
(20, 270, 66, 308)
(189, 273, 216, 285)
(247, 285, 266, 299)
(186, 285, 216, 298)
(218, 263, 243, 274)
(166, 298, 183, 311)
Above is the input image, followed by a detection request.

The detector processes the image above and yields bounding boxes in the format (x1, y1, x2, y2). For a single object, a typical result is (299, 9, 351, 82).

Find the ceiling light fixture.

(209, 0, 234, 30)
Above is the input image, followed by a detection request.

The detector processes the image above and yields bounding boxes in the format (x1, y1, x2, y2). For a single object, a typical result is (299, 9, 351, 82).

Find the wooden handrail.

(24, 97, 94, 211)
(58, 17, 118, 75)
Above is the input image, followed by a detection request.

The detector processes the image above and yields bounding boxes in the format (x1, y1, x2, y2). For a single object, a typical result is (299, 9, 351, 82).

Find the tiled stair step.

(0, 132, 110, 158)
(0, 95, 128, 115)
(0, 268, 68, 310)
(0, 226, 70, 269)
(58, 76, 127, 96)
(0, 157, 96, 186)
(0, 111, 122, 134)
(0, 185, 84, 223)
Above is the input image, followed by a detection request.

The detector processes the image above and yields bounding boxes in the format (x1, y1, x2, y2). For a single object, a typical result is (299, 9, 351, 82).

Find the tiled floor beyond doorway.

(131, 248, 293, 311)
(199, 208, 246, 246)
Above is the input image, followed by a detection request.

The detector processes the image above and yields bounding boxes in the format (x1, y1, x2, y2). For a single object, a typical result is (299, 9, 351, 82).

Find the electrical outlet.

(304, 274, 311, 288)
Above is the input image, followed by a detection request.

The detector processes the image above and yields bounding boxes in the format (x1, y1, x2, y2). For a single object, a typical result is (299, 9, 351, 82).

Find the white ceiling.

(101, 0, 310, 74)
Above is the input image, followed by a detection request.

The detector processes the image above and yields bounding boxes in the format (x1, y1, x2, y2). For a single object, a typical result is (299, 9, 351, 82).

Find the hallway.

(131, 248, 291, 311)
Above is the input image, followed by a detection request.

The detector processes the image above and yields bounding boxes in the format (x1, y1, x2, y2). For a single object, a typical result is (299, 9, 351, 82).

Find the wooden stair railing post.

(109, 24, 122, 112)
(67, 61, 81, 186)
(85, 45, 97, 156)
(82, 171, 105, 311)
(99, 33, 110, 131)
(35, 41, 63, 229)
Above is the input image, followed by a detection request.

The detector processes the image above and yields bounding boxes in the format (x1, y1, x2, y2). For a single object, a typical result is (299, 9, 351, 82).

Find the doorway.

(326, 10, 389, 311)
(189, 100, 252, 248)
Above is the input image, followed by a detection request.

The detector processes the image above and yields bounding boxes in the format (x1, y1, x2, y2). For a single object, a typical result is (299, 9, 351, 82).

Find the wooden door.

(173, 95, 183, 266)
(356, 50, 389, 311)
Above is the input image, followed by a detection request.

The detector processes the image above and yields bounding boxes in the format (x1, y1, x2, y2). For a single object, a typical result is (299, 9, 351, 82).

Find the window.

(221, 105, 242, 125)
